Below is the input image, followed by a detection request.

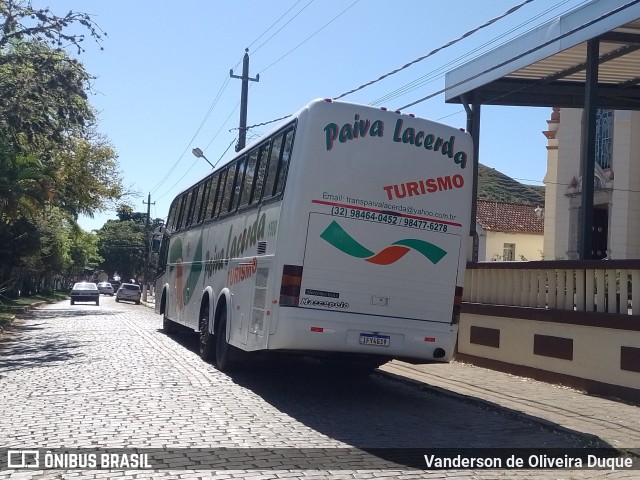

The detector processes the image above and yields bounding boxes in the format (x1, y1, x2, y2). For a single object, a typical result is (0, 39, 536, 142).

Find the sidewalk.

(380, 360, 640, 454)
(141, 296, 638, 453)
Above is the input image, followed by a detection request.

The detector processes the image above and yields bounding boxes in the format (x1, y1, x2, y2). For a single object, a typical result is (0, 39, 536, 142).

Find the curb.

(376, 365, 613, 451)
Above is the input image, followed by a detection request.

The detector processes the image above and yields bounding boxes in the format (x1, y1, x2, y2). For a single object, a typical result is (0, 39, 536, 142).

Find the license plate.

(359, 333, 390, 347)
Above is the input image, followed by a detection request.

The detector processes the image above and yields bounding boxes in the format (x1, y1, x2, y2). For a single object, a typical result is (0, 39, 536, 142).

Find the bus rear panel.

(266, 99, 473, 363)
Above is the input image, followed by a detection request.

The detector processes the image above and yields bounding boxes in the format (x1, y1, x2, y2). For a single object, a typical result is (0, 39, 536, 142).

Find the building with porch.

(444, 0, 640, 403)
(544, 106, 640, 260)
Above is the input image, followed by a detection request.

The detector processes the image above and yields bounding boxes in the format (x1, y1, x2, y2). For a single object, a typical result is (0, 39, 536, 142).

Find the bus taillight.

(280, 265, 303, 306)
(451, 286, 463, 325)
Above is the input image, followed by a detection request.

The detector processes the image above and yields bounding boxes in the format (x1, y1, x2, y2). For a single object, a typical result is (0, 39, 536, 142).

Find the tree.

(0, 1, 130, 290)
(0, 1, 123, 221)
(68, 228, 101, 280)
(0, 0, 105, 53)
(0, 41, 94, 147)
(0, 138, 52, 222)
(0, 0, 106, 147)
(117, 203, 148, 224)
(50, 135, 124, 219)
(96, 220, 145, 283)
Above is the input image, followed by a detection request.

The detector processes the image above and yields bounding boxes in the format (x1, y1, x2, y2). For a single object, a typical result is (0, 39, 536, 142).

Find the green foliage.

(0, 0, 106, 53)
(0, 41, 94, 147)
(68, 229, 101, 278)
(477, 164, 545, 205)
(51, 135, 124, 218)
(0, 1, 127, 288)
(97, 219, 145, 282)
(0, 138, 52, 222)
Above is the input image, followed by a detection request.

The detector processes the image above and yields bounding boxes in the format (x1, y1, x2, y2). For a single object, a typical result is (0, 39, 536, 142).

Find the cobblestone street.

(0, 299, 635, 479)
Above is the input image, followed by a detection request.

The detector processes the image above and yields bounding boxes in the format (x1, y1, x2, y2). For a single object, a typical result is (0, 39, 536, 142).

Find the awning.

(446, 0, 640, 110)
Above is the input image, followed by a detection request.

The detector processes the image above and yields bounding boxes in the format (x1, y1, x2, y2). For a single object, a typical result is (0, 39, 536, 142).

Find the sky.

(44, 0, 589, 231)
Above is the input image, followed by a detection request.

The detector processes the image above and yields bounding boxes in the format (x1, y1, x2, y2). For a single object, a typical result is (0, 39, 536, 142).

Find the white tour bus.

(155, 98, 473, 372)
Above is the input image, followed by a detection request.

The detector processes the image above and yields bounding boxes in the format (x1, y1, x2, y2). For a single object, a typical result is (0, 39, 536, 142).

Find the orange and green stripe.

(320, 221, 447, 265)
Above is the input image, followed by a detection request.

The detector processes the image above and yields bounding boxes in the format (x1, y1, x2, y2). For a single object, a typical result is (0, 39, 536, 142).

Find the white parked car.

(97, 282, 114, 296)
(115, 283, 141, 304)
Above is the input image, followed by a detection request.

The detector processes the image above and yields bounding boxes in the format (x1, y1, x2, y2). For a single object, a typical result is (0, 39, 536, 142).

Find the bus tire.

(163, 312, 177, 335)
(214, 306, 236, 372)
(199, 303, 215, 361)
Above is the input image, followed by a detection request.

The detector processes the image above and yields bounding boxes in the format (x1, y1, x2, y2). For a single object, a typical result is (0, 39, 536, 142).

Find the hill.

(477, 164, 545, 205)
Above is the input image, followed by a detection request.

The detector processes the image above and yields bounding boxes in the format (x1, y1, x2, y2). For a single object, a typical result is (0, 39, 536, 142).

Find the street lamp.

(192, 147, 214, 168)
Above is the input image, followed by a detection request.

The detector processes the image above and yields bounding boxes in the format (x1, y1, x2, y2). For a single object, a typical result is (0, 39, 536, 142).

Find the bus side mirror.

(151, 235, 161, 253)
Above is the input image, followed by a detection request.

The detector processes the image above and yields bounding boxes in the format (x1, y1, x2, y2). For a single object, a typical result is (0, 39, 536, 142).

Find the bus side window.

(274, 129, 294, 196)
(205, 174, 220, 220)
(230, 155, 247, 212)
(197, 178, 211, 224)
(213, 168, 233, 217)
(250, 142, 269, 204)
(184, 187, 198, 228)
(166, 201, 178, 232)
(157, 235, 170, 274)
(239, 149, 259, 207)
(187, 185, 202, 227)
(220, 163, 238, 215)
(175, 194, 188, 231)
(263, 133, 284, 199)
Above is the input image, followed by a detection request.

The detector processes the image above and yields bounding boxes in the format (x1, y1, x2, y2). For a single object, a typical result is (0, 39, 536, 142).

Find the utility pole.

(142, 192, 155, 302)
(230, 48, 259, 152)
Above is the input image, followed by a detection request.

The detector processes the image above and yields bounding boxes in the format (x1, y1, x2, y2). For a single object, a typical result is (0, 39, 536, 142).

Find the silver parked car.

(97, 282, 114, 296)
(70, 282, 100, 306)
(115, 283, 141, 304)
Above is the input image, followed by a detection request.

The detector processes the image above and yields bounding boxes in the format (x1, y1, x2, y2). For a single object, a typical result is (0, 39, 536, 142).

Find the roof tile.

(476, 200, 544, 234)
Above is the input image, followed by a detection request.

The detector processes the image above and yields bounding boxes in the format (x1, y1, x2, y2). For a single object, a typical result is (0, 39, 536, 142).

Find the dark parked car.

(115, 283, 141, 304)
(70, 282, 100, 306)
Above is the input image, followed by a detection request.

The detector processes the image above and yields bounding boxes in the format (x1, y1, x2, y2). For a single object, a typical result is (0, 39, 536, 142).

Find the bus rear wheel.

(215, 306, 236, 372)
(199, 303, 215, 361)
(163, 312, 177, 335)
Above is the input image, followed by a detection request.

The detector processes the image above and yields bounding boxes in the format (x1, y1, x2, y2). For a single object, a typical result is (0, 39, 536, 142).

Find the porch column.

(464, 99, 481, 262)
(578, 38, 599, 260)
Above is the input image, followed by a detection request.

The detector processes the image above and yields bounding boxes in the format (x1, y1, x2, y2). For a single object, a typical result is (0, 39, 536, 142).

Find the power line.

(398, 0, 640, 111)
(250, 0, 315, 55)
(257, 0, 360, 75)
(154, 157, 200, 202)
(149, 73, 233, 195)
(370, 0, 584, 107)
(333, 0, 534, 101)
(203, 100, 241, 151)
(238, 114, 292, 131)
(245, 0, 536, 129)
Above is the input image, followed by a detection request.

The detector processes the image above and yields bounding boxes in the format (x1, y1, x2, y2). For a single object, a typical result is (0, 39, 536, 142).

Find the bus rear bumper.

(267, 307, 458, 363)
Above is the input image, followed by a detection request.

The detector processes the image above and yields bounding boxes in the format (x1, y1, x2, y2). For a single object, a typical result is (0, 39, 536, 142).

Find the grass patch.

(0, 292, 68, 329)
(0, 314, 12, 329)
(8, 292, 67, 307)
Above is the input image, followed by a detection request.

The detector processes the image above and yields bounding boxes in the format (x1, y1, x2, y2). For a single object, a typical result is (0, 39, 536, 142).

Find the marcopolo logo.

(320, 220, 447, 265)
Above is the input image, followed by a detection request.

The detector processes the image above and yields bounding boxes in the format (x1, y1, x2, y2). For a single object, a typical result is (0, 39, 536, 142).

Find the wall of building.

(457, 307, 640, 402)
(479, 229, 543, 261)
(608, 110, 640, 259)
(544, 108, 580, 260)
(544, 109, 640, 260)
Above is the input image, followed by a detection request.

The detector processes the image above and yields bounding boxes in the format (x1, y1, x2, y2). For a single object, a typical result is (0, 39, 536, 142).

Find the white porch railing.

(464, 260, 640, 315)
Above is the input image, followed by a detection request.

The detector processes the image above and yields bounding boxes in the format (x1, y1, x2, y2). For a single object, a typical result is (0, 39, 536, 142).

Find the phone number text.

(330, 206, 448, 232)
